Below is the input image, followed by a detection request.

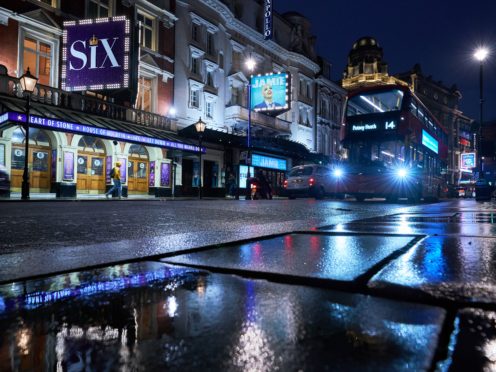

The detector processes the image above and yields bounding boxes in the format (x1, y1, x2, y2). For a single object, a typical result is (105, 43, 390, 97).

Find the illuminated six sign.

(62, 17, 130, 92)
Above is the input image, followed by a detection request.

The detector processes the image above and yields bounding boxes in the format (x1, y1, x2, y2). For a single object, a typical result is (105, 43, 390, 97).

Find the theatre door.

(76, 136, 106, 194)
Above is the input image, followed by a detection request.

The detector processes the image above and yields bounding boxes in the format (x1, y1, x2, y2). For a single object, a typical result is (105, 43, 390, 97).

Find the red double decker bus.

(331, 84, 448, 202)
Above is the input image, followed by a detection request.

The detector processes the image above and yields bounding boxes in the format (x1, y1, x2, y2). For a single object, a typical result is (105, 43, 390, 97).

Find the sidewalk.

(0, 199, 494, 370)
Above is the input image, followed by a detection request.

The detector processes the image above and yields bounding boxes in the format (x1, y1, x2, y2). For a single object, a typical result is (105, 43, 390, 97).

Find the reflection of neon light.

(360, 95, 384, 112)
(1, 267, 192, 312)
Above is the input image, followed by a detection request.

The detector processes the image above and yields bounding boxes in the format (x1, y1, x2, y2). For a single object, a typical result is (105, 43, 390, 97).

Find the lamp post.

(474, 47, 489, 178)
(245, 57, 256, 195)
(19, 67, 38, 200)
(195, 117, 206, 199)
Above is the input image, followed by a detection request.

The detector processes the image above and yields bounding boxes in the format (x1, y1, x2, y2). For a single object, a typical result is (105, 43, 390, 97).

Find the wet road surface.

(1, 198, 496, 370)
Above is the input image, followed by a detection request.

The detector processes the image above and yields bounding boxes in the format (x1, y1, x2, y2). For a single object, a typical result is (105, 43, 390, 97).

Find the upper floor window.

(190, 89, 200, 108)
(192, 23, 201, 43)
(191, 56, 201, 75)
(87, 0, 113, 18)
(206, 32, 215, 55)
(206, 71, 214, 87)
(38, 0, 58, 8)
(205, 101, 214, 118)
(136, 77, 153, 113)
(23, 37, 52, 86)
(137, 11, 156, 50)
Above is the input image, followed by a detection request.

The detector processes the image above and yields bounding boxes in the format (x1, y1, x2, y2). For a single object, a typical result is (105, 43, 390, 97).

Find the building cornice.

(199, 0, 320, 74)
(124, 0, 177, 28)
(0, 7, 62, 36)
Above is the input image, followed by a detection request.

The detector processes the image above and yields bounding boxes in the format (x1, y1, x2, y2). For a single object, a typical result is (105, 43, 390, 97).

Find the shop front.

(0, 101, 202, 198)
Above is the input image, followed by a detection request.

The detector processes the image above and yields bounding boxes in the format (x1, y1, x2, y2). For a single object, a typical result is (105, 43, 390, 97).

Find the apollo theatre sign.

(62, 17, 130, 91)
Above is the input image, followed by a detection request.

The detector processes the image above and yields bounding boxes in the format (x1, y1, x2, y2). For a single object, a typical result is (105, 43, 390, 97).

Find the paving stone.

(163, 233, 416, 282)
(369, 236, 496, 304)
(0, 261, 445, 371)
(321, 221, 496, 237)
(438, 308, 496, 371)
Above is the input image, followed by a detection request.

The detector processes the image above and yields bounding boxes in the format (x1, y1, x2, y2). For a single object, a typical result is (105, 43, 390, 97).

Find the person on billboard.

(253, 83, 284, 110)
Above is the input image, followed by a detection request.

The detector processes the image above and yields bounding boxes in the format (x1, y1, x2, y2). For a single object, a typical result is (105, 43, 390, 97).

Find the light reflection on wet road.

(0, 262, 445, 371)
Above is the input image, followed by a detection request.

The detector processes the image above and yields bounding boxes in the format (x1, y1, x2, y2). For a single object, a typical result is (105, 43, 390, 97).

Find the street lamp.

(244, 57, 256, 197)
(195, 117, 206, 199)
(473, 46, 489, 178)
(245, 57, 256, 151)
(19, 67, 38, 200)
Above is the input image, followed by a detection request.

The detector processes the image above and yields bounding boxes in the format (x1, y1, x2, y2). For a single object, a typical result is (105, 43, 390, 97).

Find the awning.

(0, 96, 203, 153)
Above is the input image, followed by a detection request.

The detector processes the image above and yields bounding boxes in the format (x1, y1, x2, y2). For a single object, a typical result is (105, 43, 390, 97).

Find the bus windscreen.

(346, 89, 404, 117)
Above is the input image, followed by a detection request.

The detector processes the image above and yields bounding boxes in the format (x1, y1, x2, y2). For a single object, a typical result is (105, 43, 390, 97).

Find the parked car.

(283, 164, 333, 199)
(475, 179, 494, 201)
(0, 165, 10, 197)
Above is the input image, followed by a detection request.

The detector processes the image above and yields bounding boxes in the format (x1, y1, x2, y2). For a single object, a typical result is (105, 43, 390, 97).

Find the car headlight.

(333, 168, 343, 178)
(396, 168, 408, 179)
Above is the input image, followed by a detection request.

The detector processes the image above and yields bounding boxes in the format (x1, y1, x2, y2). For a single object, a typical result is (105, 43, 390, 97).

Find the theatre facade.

(0, 1, 198, 198)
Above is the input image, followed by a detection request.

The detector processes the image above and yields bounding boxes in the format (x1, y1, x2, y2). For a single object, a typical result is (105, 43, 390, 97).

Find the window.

(192, 23, 201, 42)
(23, 36, 52, 86)
(306, 83, 311, 99)
(346, 89, 404, 117)
(206, 101, 214, 118)
(136, 77, 153, 112)
(87, 0, 112, 18)
(206, 70, 214, 87)
(137, 11, 156, 50)
(191, 56, 200, 75)
(38, 0, 58, 7)
(190, 89, 200, 108)
(206, 32, 215, 55)
(219, 53, 224, 69)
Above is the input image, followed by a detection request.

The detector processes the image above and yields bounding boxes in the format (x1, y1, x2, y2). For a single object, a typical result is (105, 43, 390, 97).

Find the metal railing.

(225, 105, 291, 133)
(0, 73, 175, 131)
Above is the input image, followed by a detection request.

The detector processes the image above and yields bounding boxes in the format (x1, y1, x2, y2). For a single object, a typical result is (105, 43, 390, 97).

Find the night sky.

(275, 0, 496, 122)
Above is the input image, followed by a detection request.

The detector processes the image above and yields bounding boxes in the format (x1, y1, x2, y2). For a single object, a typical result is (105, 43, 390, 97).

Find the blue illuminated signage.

(263, 0, 273, 40)
(460, 152, 476, 170)
(0, 113, 8, 125)
(421, 129, 438, 154)
(250, 73, 290, 112)
(239, 165, 255, 188)
(350, 120, 396, 132)
(3, 112, 203, 153)
(252, 153, 287, 171)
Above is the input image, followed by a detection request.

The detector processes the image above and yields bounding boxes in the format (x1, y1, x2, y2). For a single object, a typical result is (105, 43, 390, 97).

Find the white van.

(283, 164, 333, 199)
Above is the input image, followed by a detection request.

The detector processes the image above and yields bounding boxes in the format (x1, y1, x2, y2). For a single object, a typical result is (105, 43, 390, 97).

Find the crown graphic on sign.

(89, 35, 99, 46)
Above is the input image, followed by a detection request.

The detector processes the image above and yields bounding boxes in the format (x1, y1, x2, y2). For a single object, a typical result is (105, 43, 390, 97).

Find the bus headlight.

(333, 168, 343, 178)
(396, 168, 408, 179)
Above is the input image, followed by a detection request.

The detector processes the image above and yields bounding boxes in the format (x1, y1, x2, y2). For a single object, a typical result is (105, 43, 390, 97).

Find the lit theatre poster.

(62, 17, 130, 91)
(250, 73, 290, 113)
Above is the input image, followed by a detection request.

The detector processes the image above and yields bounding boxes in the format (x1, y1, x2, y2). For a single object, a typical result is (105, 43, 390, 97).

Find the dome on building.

(352, 37, 380, 50)
(348, 36, 383, 65)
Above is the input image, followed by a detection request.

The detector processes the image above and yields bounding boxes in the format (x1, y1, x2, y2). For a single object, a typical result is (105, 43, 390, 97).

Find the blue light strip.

(252, 153, 287, 170)
(4, 111, 204, 153)
(422, 129, 438, 154)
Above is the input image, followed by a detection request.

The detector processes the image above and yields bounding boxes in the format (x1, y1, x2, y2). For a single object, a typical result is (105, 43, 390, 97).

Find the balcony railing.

(225, 105, 291, 134)
(0, 73, 175, 131)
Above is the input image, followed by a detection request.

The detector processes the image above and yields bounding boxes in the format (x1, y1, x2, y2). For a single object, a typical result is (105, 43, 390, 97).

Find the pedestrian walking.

(105, 162, 122, 199)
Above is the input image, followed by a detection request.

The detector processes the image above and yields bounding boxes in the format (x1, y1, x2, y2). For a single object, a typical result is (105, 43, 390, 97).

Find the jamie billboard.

(460, 152, 476, 171)
(250, 73, 290, 113)
(62, 17, 130, 91)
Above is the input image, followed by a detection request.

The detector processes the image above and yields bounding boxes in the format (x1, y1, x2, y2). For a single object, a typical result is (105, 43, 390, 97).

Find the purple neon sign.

(3, 112, 203, 153)
(62, 17, 130, 91)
